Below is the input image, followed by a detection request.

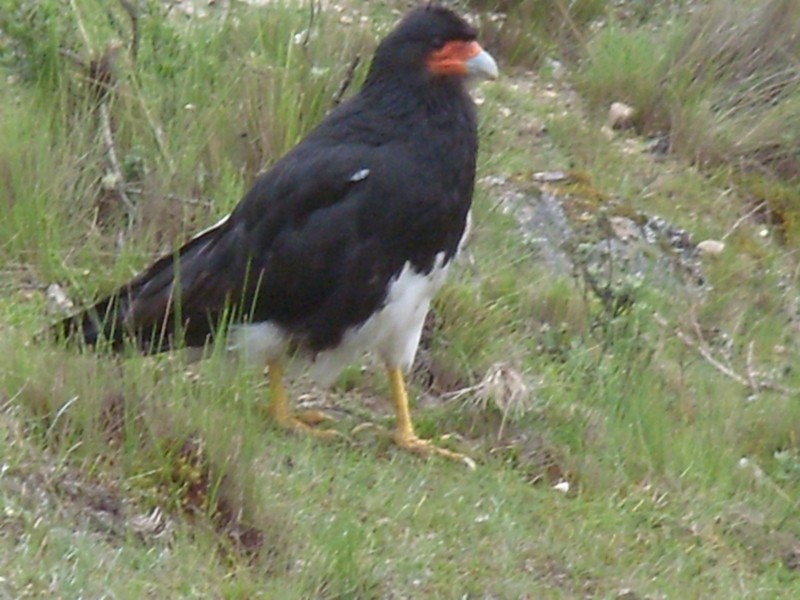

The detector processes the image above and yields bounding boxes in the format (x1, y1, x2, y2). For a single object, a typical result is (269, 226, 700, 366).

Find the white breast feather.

(227, 252, 450, 387)
(308, 252, 449, 385)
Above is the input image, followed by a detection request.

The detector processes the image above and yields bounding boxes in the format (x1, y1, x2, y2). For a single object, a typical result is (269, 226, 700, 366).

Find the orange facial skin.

(426, 40, 482, 76)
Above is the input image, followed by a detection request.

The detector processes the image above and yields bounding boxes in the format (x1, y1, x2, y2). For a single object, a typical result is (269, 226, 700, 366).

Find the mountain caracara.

(56, 5, 498, 465)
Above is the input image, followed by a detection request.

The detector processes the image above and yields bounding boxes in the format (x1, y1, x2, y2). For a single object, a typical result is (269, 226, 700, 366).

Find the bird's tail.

(52, 290, 133, 352)
(51, 214, 231, 353)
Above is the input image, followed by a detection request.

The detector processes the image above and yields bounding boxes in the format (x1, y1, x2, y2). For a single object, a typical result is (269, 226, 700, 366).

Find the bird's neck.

(362, 74, 467, 115)
(316, 76, 478, 187)
(359, 76, 476, 147)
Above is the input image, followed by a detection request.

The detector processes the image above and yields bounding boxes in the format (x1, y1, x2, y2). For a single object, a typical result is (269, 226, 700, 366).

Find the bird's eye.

(431, 37, 445, 50)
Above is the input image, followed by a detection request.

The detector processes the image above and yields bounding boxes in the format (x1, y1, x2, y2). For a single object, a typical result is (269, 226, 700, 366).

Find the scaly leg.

(267, 361, 338, 438)
(387, 366, 474, 468)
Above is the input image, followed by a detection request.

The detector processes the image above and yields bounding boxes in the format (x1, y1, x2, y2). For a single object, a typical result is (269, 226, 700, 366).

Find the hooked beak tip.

(466, 49, 499, 81)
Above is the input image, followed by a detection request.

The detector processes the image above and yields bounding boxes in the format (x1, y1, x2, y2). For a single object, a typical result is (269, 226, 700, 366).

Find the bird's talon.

(393, 432, 473, 467)
(285, 418, 345, 441)
(461, 455, 477, 471)
(269, 410, 344, 441)
(294, 409, 335, 426)
(351, 422, 388, 437)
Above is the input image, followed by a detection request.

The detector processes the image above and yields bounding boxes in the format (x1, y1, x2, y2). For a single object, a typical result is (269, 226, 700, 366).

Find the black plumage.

(56, 5, 498, 463)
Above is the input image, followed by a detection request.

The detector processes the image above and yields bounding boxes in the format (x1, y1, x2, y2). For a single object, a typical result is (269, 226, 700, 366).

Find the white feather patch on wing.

(349, 168, 370, 182)
(189, 213, 230, 242)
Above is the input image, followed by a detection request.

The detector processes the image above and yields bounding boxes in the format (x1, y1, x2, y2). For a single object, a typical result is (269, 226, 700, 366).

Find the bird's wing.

(117, 141, 401, 347)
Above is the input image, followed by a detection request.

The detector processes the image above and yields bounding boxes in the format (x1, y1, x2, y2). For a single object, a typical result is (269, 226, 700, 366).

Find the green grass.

(574, 0, 800, 190)
(468, 0, 607, 66)
(2, 0, 800, 597)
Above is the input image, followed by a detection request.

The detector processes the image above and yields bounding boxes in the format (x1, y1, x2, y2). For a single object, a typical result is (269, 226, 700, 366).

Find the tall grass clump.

(666, 0, 800, 179)
(0, 0, 373, 292)
(0, 0, 71, 93)
(575, 0, 800, 184)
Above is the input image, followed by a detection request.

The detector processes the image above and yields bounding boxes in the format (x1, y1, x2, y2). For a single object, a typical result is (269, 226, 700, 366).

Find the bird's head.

(366, 4, 498, 86)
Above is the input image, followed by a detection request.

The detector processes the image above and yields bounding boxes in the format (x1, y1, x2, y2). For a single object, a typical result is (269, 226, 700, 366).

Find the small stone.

(523, 117, 546, 136)
(552, 480, 570, 493)
(600, 125, 615, 140)
(697, 239, 725, 257)
(533, 171, 568, 183)
(644, 135, 670, 154)
(544, 57, 565, 79)
(479, 175, 508, 187)
(608, 101, 635, 130)
(609, 216, 641, 242)
(46, 283, 74, 313)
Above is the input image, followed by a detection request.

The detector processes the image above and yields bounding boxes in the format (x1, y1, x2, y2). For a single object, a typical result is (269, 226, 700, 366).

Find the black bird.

(56, 5, 498, 463)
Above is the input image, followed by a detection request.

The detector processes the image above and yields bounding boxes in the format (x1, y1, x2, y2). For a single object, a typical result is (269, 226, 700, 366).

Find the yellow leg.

(267, 361, 292, 423)
(267, 361, 338, 438)
(387, 366, 474, 468)
(389, 366, 416, 441)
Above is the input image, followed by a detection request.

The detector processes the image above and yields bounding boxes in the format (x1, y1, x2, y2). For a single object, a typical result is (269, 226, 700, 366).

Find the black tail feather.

(50, 213, 232, 354)
(52, 291, 132, 352)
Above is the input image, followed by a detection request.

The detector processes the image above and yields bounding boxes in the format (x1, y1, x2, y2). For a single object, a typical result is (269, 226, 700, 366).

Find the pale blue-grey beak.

(465, 49, 499, 80)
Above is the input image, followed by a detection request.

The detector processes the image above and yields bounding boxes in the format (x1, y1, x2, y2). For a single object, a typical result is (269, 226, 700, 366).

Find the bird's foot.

(393, 430, 476, 470)
(274, 414, 344, 440)
(266, 361, 342, 439)
(350, 421, 387, 436)
(265, 406, 342, 440)
(294, 409, 335, 427)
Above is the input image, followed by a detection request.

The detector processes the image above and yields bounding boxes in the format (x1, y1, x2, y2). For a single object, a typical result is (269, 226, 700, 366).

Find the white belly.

(227, 252, 450, 386)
